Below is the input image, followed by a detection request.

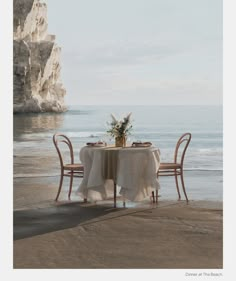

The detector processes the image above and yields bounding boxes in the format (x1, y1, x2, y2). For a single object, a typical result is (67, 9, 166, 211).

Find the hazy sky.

(46, 0, 222, 105)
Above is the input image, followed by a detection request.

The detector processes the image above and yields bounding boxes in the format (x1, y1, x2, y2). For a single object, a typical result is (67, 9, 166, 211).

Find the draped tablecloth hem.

(119, 186, 157, 202)
(77, 179, 115, 201)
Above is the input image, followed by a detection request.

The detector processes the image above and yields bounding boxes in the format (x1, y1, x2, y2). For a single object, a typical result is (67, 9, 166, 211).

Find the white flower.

(111, 114, 118, 124)
(126, 112, 132, 121)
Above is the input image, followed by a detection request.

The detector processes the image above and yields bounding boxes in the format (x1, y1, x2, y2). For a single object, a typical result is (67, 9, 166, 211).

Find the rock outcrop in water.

(13, 0, 67, 113)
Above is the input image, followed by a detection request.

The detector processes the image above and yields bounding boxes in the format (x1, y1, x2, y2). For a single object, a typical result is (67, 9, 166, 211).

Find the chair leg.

(180, 171, 189, 202)
(155, 188, 159, 204)
(114, 182, 117, 208)
(156, 174, 160, 203)
(151, 191, 155, 203)
(123, 198, 126, 207)
(55, 172, 64, 201)
(68, 171, 74, 200)
(174, 172, 181, 200)
(122, 189, 126, 207)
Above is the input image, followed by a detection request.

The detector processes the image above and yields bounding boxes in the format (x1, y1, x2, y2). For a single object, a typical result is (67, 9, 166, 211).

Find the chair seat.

(159, 163, 182, 170)
(64, 163, 84, 171)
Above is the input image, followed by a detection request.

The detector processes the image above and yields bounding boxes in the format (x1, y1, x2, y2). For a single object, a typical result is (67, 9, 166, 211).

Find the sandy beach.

(14, 178, 223, 269)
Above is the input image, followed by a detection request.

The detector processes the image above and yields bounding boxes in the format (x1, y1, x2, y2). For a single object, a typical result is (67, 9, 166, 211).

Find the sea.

(13, 105, 223, 201)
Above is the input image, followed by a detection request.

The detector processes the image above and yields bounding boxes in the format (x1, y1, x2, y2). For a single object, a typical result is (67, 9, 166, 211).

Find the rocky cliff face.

(13, 0, 67, 113)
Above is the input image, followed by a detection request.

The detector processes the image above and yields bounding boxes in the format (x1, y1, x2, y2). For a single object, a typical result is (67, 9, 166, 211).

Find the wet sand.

(13, 179, 223, 269)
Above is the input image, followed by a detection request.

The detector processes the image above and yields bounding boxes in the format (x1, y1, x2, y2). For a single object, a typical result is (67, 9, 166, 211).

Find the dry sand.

(13, 179, 223, 269)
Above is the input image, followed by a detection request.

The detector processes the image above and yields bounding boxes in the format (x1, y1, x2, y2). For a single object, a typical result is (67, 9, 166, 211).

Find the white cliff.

(13, 0, 67, 113)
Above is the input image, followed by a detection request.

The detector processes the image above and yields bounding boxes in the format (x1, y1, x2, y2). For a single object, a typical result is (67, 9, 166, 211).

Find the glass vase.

(115, 136, 126, 147)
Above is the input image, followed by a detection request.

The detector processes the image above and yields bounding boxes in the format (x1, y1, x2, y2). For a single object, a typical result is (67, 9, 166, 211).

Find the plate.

(132, 142, 152, 147)
(86, 142, 106, 147)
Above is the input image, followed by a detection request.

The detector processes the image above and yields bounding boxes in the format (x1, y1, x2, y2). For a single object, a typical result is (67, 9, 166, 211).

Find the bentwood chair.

(53, 133, 84, 201)
(157, 133, 191, 202)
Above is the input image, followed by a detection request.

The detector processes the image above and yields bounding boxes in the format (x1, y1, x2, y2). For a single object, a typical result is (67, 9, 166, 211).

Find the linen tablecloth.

(77, 146, 160, 202)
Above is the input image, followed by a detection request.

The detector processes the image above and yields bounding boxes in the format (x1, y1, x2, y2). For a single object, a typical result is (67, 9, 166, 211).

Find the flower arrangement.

(107, 113, 132, 146)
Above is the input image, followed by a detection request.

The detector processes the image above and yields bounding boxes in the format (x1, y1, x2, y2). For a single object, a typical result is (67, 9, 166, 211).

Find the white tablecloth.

(77, 146, 160, 202)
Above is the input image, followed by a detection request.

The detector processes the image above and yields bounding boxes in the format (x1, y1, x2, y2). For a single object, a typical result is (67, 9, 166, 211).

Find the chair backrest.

(53, 133, 75, 168)
(174, 133, 191, 166)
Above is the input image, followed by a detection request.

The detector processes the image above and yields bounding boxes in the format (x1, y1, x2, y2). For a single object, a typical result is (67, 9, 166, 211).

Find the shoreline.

(14, 169, 223, 206)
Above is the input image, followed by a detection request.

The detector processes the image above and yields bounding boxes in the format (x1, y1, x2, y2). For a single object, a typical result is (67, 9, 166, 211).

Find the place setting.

(86, 141, 107, 147)
(131, 141, 152, 148)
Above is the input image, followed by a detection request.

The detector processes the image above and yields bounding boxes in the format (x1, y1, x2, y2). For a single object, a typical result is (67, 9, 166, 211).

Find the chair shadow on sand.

(14, 202, 119, 240)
